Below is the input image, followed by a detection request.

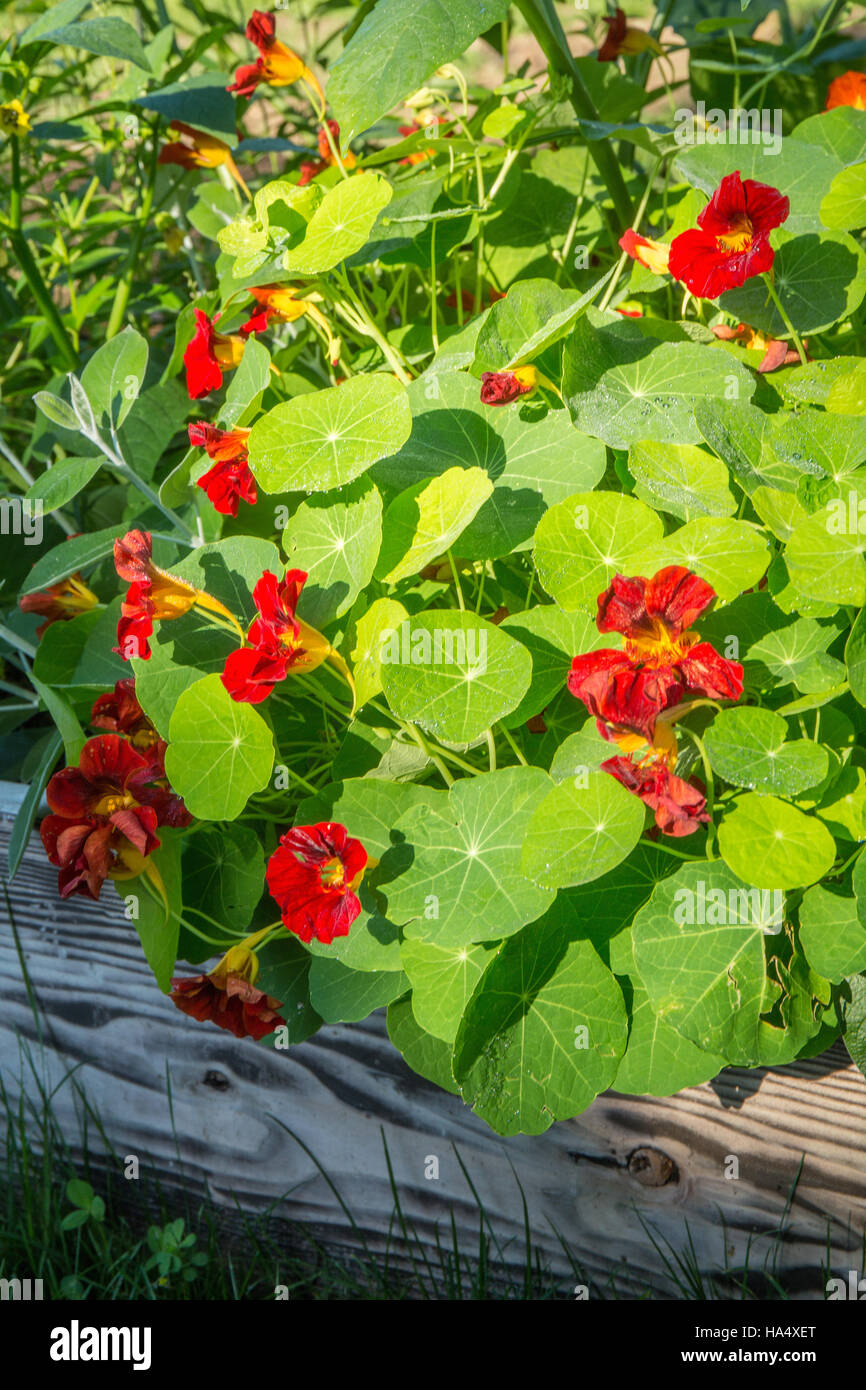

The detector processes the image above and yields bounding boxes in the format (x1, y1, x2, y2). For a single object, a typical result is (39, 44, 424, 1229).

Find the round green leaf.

(386, 995, 460, 1094)
(164, 674, 275, 821)
(452, 900, 628, 1135)
(631, 517, 770, 601)
(705, 706, 829, 797)
(718, 793, 837, 889)
(521, 771, 646, 890)
(375, 465, 493, 583)
(248, 374, 412, 494)
(533, 491, 663, 611)
(720, 231, 866, 335)
(628, 440, 736, 521)
(283, 477, 383, 629)
(799, 886, 866, 983)
(400, 939, 498, 1043)
(181, 824, 264, 931)
(379, 610, 532, 743)
(384, 766, 555, 947)
(632, 861, 824, 1066)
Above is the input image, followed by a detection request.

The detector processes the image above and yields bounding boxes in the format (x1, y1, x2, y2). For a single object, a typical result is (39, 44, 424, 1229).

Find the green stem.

(515, 0, 633, 241)
(106, 121, 160, 339)
(760, 273, 807, 366)
(7, 135, 77, 370)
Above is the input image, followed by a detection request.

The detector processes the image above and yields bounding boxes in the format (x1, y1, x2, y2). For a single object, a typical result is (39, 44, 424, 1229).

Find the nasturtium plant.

(6, 0, 866, 1136)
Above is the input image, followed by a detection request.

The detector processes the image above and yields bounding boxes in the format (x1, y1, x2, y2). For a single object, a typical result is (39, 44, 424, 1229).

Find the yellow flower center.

(717, 216, 753, 253)
(320, 857, 346, 890)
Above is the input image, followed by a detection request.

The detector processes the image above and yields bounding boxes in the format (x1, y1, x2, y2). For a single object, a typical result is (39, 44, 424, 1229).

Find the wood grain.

(2, 815, 866, 1297)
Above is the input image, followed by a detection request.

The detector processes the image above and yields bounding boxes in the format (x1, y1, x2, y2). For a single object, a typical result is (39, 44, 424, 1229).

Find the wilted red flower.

(602, 751, 709, 837)
(668, 171, 790, 299)
(19, 572, 98, 637)
(598, 8, 663, 61)
(91, 678, 159, 751)
(267, 822, 368, 943)
(158, 123, 249, 197)
(170, 944, 285, 1041)
(228, 8, 323, 105)
(188, 422, 256, 517)
(619, 228, 670, 276)
(826, 72, 866, 111)
(298, 120, 356, 184)
(40, 734, 189, 900)
(568, 567, 743, 746)
(480, 365, 539, 406)
(184, 308, 247, 400)
(711, 320, 806, 373)
(221, 569, 331, 704)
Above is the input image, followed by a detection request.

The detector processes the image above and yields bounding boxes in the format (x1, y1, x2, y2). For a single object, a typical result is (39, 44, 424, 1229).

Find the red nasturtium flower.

(826, 72, 866, 110)
(41, 734, 189, 900)
(221, 569, 331, 704)
(668, 171, 790, 300)
(298, 120, 356, 184)
(568, 568, 743, 835)
(480, 365, 539, 406)
(183, 308, 247, 400)
(187, 422, 256, 517)
(19, 572, 98, 637)
(113, 529, 240, 661)
(158, 123, 249, 198)
(711, 321, 806, 373)
(619, 228, 671, 276)
(267, 822, 368, 943)
(598, 8, 663, 61)
(171, 942, 285, 1041)
(228, 8, 324, 105)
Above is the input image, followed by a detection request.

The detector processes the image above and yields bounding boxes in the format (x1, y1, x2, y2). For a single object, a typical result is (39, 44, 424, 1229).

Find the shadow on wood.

(3, 817, 866, 1298)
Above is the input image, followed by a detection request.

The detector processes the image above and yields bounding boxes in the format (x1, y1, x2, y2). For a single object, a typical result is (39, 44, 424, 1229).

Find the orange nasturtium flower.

(19, 572, 98, 637)
(826, 72, 866, 111)
(240, 284, 341, 364)
(228, 8, 323, 108)
(158, 122, 250, 198)
(598, 9, 663, 61)
(0, 100, 31, 136)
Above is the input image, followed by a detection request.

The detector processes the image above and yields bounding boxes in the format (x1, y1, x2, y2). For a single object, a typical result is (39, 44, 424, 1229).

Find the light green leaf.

(821, 160, 866, 231)
(386, 995, 460, 1094)
(282, 173, 393, 275)
(471, 273, 613, 373)
(628, 439, 737, 521)
(521, 772, 646, 890)
(283, 477, 382, 628)
(379, 610, 532, 743)
(718, 793, 837, 889)
(563, 314, 755, 449)
(44, 17, 152, 70)
(347, 597, 409, 708)
(631, 517, 770, 600)
(375, 466, 492, 583)
(799, 886, 866, 983)
(533, 491, 663, 611)
(400, 939, 497, 1043)
(80, 327, 148, 431)
(720, 231, 866, 336)
(328, 0, 511, 143)
(676, 136, 842, 236)
(705, 706, 829, 796)
(384, 766, 555, 947)
(308, 957, 407, 1023)
(248, 374, 412, 494)
(25, 457, 101, 512)
(164, 674, 274, 821)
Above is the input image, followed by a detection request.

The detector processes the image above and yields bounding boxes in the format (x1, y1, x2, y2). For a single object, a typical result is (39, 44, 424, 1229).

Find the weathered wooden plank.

(2, 815, 866, 1297)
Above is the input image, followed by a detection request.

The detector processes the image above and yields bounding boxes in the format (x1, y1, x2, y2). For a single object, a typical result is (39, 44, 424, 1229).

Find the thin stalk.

(515, 0, 633, 240)
(105, 122, 161, 339)
(7, 136, 77, 369)
(760, 274, 807, 366)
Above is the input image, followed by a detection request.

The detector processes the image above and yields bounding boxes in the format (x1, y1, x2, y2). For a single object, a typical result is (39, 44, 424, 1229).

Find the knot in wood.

(202, 1069, 231, 1091)
(627, 1146, 678, 1187)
